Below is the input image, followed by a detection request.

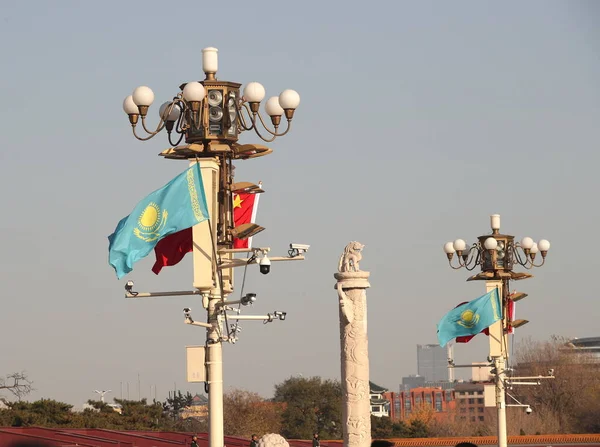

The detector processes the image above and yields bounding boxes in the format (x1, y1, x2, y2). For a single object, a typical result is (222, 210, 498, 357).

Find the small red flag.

(151, 190, 260, 274)
(151, 227, 193, 274)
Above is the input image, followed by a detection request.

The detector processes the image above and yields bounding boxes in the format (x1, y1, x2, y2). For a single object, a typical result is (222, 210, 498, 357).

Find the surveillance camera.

(241, 293, 257, 306)
(183, 307, 191, 314)
(290, 243, 310, 251)
(124, 280, 138, 296)
(259, 256, 271, 274)
(548, 368, 554, 376)
(525, 406, 533, 415)
(274, 311, 287, 321)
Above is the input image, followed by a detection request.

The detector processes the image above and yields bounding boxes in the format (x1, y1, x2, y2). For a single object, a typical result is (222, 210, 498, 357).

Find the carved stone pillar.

(334, 242, 371, 447)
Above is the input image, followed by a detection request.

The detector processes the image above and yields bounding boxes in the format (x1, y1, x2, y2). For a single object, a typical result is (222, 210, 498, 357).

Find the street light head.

(490, 214, 501, 232)
(484, 237, 498, 250)
(243, 82, 266, 104)
(520, 237, 534, 250)
(453, 239, 467, 253)
(132, 86, 155, 109)
(538, 239, 550, 253)
(159, 102, 181, 122)
(265, 96, 284, 117)
(530, 242, 539, 254)
(443, 242, 455, 259)
(279, 89, 300, 119)
(183, 81, 206, 102)
(202, 47, 218, 78)
(123, 95, 139, 115)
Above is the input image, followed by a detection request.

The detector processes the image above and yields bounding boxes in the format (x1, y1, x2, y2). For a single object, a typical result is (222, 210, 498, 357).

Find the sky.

(0, 1, 599, 407)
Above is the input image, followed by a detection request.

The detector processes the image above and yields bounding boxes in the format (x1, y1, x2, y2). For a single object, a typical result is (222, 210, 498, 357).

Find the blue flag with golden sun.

(108, 163, 208, 279)
(436, 288, 501, 347)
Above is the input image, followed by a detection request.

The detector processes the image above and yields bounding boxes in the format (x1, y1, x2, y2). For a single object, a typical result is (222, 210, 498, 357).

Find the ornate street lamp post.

(443, 214, 550, 447)
(122, 47, 301, 447)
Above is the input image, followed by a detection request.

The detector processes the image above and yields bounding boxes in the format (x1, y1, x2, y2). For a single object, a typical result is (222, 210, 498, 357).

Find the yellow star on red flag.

(233, 194, 244, 209)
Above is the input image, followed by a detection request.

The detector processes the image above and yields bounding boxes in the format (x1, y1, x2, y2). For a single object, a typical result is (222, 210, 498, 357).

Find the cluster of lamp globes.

(444, 237, 551, 259)
(122, 82, 300, 123)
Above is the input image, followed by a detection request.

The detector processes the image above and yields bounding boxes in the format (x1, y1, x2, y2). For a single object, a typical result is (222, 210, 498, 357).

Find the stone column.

(334, 242, 371, 447)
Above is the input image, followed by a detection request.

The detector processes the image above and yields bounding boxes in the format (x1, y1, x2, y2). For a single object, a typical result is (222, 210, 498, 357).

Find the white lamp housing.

(443, 242, 456, 254)
(484, 237, 498, 250)
(279, 89, 300, 109)
(453, 239, 466, 252)
(132, 86, 155, 106)
(123, 95, 138, 115)
(520, 237, 534, 250)
(159, 102, 181, 121)
(537, 239, 551, 252)
(265, 96, 284, 116)
(202, 47, 218, 75)
(490, 214, 501, 231)
(530, 243, 539, 254)
(243, 82, 266, 103)
(183, 81, 206, 102)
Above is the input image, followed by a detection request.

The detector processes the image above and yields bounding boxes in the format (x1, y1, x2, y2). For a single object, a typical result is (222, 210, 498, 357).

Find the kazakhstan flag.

(436, 288, 502, 347)
(108, 163, 208, 279)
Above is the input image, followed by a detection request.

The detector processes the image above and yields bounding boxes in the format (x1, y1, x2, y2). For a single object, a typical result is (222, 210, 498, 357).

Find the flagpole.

(487, 280, 507, 447)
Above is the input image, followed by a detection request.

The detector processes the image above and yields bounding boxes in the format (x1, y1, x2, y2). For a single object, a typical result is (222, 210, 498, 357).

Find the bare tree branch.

(0, 372, 34, 401)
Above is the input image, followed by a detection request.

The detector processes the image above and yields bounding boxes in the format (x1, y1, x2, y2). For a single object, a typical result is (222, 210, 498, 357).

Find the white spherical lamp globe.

(453, 239, 466, 252)
(530, 242, 539, 254)
(243, 82, 266, 103)
(159, 102, 181, 121)
(520, 237, 534, 250)
(537, 239, 550, 252)
(265, 96, 284, 116)
(484, 237, 498, 250)
(279, 89, 300, 109)
(132, 86, 155, 106)
(443, 242, 456, 254)
(183, 81, 206, 102)
(123, 95, 138, 115)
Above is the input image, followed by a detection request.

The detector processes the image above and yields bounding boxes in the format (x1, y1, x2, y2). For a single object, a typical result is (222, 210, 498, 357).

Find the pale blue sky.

(0, 0, 599, 405)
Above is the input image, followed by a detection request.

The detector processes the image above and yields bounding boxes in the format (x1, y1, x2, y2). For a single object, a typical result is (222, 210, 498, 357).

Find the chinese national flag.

(232, 191, 260, 249)
(151, 191, 260, 274)
(454, 299, 515, 343)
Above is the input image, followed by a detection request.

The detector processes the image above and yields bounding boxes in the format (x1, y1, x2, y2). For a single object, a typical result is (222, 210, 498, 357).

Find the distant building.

(181, 393, 208, 420)
(369, 381, 390, 417)
(565, 336, 600, 360)
(453, 382, 494, 423)
(401, 374, 425, 391)
(417, 344, 448, 382)
(383, 387, 456, 421)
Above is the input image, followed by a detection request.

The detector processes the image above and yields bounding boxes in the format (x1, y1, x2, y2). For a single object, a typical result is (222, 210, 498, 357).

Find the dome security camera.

(525, 406, 533, 415)
(259, 256, 271, 275)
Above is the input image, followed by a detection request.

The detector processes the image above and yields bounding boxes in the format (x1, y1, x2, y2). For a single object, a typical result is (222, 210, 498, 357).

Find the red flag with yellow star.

(232, 190, 260, 249)
(152, 189, 261, 274)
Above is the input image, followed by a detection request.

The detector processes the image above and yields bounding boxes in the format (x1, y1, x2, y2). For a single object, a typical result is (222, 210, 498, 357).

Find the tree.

(0, 372, 33, 401)
(273, 376, 342, 439)
(163, 390, 194, 420)
(514, 336, 600, 433)
(371, 415, 409, 438)
(223, 389, 283, 437)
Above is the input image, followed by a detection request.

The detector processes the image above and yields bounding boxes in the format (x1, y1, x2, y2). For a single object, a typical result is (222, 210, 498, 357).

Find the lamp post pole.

(443, 214, 550, 447)
(122, 47, 301, 447)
